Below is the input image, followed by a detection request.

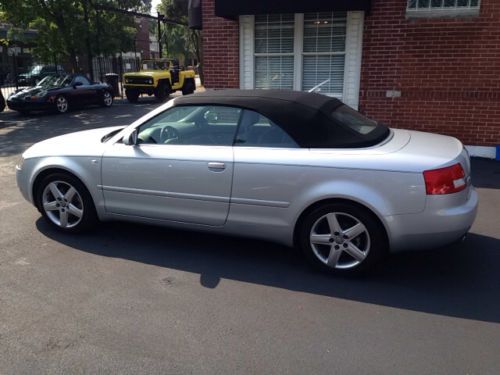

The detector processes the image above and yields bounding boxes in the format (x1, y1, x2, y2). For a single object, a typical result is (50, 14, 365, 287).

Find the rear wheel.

(55, 95, 69, 114)
(182, 79, 195, 95)
(101, 90, 113, 107)
(36, 173, 97, 233)
(298, 202, 387, 275)
(125, 88, 139, 103)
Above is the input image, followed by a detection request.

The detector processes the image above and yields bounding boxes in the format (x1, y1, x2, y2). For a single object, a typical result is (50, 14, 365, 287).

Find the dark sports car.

(7, 74, 114, 115)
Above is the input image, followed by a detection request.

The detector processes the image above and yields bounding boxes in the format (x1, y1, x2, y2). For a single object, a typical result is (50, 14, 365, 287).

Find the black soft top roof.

(174, 89, 388, 148)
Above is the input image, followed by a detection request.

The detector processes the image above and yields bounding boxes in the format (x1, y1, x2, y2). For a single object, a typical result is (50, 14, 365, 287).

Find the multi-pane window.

(254, 14, 295, 90)
(302, 12, 347, 98)
(407, 0, 480, 15)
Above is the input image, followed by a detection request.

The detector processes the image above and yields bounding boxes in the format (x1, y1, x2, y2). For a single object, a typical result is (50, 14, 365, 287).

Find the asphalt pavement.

(0, 101, 499, 374)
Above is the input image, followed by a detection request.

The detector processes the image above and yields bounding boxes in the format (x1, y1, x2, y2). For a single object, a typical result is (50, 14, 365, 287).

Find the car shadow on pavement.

(36, 218, 500, 324)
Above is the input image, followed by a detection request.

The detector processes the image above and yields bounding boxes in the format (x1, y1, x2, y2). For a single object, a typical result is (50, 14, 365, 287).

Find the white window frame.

(406, 0, 480, 18)
(239, 11, 364, 109)
(300, 12, 347, 100)
(253, 14, 295, 90)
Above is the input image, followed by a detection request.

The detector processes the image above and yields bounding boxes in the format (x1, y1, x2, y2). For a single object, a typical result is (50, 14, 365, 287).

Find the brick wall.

(360, 0, 500, 146)
(201, 0, 239, 89)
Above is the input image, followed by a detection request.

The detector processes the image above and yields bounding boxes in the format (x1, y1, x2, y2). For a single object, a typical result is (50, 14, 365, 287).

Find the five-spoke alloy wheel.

(298, 203, 386, 275)
(36, 173, 97, 233)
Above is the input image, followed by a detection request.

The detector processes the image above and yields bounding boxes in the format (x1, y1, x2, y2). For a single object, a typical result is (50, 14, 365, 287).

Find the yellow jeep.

(123, 58, 196, 102)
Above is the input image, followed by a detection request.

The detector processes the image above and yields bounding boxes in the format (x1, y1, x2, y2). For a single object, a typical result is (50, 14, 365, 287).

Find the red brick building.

(198, 0, 500, 158)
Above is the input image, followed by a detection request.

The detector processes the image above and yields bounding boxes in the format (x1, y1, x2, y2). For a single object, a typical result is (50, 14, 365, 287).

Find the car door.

(101, 105, 241, 226)
(230, 109, 303, 216)
(71, 75, 94, 105)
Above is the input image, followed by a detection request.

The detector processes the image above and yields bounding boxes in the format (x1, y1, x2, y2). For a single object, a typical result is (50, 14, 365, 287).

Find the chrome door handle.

(208, 162, 226, 171)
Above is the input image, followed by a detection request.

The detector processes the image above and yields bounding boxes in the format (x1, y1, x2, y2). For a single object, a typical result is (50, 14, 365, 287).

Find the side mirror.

(73, 81, 83, 88)
(122, 129, 138, 146)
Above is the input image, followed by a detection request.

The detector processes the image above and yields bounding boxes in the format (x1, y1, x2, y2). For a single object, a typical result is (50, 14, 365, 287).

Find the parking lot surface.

(1, 102, 499, 374)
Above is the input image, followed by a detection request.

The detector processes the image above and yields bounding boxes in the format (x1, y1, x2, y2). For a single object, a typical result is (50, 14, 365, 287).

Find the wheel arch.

(292, 197, 390, 250)
(158, 78, 171, 87)
(31, 166, 96, 212)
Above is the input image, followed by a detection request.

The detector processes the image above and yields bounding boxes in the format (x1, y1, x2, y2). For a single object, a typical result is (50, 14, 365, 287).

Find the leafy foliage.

(157, 0, 202, 75)
(0, 1, 149, 71)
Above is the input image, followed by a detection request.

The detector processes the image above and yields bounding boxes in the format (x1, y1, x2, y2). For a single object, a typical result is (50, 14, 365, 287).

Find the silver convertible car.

(16, 90, 478, 274)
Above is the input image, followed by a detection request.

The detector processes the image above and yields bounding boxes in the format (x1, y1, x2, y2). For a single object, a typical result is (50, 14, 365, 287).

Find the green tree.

(157, 0, 202, 82)
(0, 1, 148, 73)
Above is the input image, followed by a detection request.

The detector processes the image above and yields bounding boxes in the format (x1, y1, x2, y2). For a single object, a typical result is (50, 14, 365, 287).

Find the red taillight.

(423, 163, 466, 195)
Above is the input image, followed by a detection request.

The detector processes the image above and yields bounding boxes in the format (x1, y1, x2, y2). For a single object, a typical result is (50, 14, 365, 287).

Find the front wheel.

(36, 173, 98, 233)
(297, 203, 387, 275)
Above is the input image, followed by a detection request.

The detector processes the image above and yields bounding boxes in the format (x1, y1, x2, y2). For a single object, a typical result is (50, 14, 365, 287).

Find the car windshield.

(38, 75, 73, 88)
(141, 60, 170, 70)
(29, 65, 43, 74)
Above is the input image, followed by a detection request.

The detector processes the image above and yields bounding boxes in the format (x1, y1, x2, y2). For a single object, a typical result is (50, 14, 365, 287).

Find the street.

(1, 103, 499, 374)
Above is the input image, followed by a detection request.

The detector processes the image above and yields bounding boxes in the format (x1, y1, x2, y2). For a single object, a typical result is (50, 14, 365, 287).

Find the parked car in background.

(17, 64, 66, 86)
(7, 74, 113, 115)
(15, 90, 478, 275)
(123, 58, 196, 103)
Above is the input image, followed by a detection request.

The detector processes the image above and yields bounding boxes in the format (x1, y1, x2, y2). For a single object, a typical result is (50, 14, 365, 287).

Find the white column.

(239, 15, 255, 89)
(343, 11, 365, 109)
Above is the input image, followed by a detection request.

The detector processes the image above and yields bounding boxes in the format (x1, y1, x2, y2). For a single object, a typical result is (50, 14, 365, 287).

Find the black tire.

(101, 90, 113, 107)
(297, 202, 387, 275)
(125, 89, 139, 103)
(35, 172, 98, 233)
(0, 93, 5, 112)
(154, 80, 170, 102)
(55, 95, 69, 114)
(182, 79, 195, 95)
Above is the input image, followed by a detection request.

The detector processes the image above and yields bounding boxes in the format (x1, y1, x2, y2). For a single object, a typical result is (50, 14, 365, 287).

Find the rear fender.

(290, 175, 426, 242)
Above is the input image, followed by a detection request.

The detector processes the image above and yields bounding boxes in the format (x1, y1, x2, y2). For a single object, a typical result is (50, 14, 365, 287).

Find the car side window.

(235, 109, 298, 148)
(137, 105, 241, 146)
(73, 76, 91, 85)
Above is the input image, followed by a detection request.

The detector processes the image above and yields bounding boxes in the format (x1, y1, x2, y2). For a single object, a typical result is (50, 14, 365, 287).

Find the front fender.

(27, 156, 105, 218)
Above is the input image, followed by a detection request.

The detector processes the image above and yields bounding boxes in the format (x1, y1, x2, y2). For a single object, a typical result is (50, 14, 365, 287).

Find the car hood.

(23, 126, 125, 159)
(9, 86, 60, 100)
(124, 71, 162, 77)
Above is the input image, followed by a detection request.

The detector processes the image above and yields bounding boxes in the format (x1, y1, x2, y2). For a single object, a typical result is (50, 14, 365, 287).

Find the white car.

(16, 90, 478, 274)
